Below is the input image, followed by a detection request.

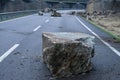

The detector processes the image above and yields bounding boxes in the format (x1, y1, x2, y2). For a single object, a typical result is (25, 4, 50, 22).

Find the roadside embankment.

(79, 12, 120, 42)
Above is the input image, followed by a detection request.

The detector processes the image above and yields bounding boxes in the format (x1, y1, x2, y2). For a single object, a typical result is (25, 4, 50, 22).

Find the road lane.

(0, 13, 120, 80)
(0, 14, 51, 58)
(0, 14, 49, 32)
(0, 31, 26, 56)
(0, 14, 63, 80)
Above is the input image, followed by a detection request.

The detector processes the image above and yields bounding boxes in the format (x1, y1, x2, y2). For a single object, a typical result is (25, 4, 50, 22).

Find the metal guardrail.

(0, 10, 38, 22)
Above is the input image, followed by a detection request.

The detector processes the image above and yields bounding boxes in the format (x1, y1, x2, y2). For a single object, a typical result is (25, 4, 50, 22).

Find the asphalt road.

(0, 12, 120, 80)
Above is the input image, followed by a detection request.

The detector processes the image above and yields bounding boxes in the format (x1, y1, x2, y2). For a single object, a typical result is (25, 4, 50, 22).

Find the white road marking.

(0, 44, 19, 62)
(33, 25, 41, 31)
(75, 16, 120, 56)
(45, 19, 49, 23)
(0, 14, 36, 24)
(51, 17, 54, 19)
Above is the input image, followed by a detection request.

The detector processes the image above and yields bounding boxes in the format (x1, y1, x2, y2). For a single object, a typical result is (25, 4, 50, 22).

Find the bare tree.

(0, 0, 11, 12)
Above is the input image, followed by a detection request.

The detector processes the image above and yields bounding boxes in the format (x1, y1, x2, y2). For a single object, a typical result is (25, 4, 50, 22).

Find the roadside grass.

(80, 16, 120, 42)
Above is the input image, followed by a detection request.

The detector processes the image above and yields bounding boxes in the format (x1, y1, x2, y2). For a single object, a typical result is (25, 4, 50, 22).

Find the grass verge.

(80, 16, 120, 42)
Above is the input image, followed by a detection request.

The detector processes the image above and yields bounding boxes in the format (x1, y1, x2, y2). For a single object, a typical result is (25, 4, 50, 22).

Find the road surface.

(0, 12, 120, 80)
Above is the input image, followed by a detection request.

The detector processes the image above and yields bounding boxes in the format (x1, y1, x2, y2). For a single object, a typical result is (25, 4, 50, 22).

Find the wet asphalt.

(0, 12, 120, 80)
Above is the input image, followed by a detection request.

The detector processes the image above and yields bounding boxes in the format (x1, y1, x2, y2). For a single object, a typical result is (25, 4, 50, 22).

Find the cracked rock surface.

(42, 32, 95, 78)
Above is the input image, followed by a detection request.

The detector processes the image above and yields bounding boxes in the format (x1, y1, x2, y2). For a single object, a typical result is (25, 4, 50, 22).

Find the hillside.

(0, 0, 45, 12)
(0, 0, 89, 13)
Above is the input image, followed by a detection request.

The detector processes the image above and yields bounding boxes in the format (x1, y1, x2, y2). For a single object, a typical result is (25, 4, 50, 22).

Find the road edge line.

(75, 16, 120, 56)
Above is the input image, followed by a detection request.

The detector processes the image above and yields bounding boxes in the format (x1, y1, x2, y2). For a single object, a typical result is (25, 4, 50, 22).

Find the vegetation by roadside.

(79, 13, 120, 42)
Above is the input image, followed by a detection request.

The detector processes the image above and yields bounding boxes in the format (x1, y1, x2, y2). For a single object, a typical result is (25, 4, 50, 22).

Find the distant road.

(0, 10, 120, 80)
(58, 9, 86, 13)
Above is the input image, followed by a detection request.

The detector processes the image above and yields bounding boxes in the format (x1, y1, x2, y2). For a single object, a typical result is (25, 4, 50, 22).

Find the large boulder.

(42, 32, 95, 78)
(68, 11, 76, 15)
(51, 11, 61, 17)
(38, 11, 43, 16)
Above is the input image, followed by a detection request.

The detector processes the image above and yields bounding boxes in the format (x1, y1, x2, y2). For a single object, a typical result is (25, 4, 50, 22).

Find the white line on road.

(75, 16, 120, 56)
(0, 44, 19, 62)
(45, 19, 49, 23)
(51, 17, 54, 19)
(33, 25, 41, 31)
